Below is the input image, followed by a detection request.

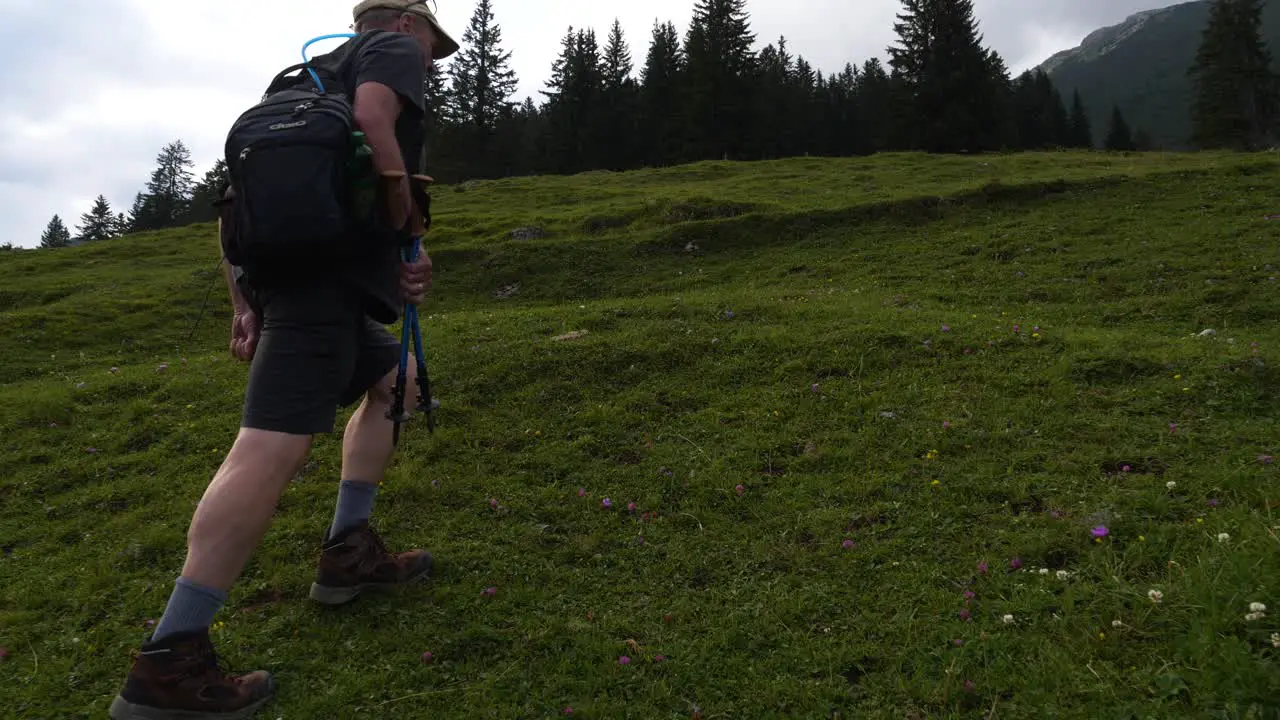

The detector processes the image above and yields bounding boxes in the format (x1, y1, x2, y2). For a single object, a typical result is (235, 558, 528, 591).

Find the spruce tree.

(1068, 89, 1093, 148)
(446, 0, 518, 175)
(186, 160, 229, 224)
(136, 140, 195, 229)
(75, 195, 117, 242)
(640, 20, 686, 166)
(540, 27, 604, 173)
(1188, 0, 1278, 150)
(888, 0, 1010, 153)
(600, 19, 641, 169)
(39, 215, 72, 249)
(683, 0, 757, 160)
(1104, 105, 1136, 151)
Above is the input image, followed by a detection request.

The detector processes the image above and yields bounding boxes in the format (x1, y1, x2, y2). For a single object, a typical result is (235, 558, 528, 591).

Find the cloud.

(1, 0, 1173, 247)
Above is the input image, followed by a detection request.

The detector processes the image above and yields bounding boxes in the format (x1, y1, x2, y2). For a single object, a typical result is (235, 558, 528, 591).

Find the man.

(108, 3, 459, 718)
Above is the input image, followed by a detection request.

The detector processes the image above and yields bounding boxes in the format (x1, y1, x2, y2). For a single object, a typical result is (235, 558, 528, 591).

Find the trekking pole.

(381, 171, 438, 445)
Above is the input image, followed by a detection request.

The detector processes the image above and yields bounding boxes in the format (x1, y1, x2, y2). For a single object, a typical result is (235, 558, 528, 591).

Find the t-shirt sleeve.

(352, 33, 426, 113)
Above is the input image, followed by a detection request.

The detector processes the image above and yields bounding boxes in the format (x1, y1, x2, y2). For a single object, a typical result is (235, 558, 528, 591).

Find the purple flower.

(1091, 525, 1109, 538)
(959, 609, 972, 621)
(1259, 454, 1274, 465)
(811, 383, 820, 394)
(489, 498, 499, 509)
(618, 655, 631, 665)
(601, 498, 612, 509)
(482, 586, 497, 596)
(421, 651, 434, 664)
(977, 561, 989, 574)
(963, 591, 976, 600)
(941, 324, 951, 333)
(842, 539, 855, 550)
(627, 502, 637, 512)
(578, 487, 587, 497)
(1169, 423, 1178, 433)
(963, 679, 977, 693)
(654, 654, 667, 662)
(1010, 558, 1023, 570)
(953, 639, 964, 647)
(735, 484, 745, 495)
(943, 421, 951, 430)
(1122, 465, 1131, 473)
(1208, 498, 1220, 507)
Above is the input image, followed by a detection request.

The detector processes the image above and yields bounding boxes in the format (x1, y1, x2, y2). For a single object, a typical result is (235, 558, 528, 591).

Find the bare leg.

(181, 427, 313, 591)
(340, 363, 412, 485)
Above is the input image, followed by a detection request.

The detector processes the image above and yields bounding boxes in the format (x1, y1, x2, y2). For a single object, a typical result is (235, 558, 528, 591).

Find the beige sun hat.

(352, 0, 460, 59)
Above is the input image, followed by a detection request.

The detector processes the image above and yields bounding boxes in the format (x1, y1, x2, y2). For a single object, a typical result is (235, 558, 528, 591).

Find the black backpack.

(222, 32, 386, 276)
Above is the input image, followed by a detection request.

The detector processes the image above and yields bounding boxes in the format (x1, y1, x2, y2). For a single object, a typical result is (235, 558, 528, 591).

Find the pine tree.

(75, 195, 117, 243)
(683, 0, 757, 160)
(888, 0, 1010, 153)
(640, 20, 686, 166)
(1068, 89, 1093, 148)
(113, 212, 129, 237)
(39, 214, 72, 249)
(1188, 0, 1278, 150)
(1104, 105, 1136, 151)
(540, 27, 604, 173)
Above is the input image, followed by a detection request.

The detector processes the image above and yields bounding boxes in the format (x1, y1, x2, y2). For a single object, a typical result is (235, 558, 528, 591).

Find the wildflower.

(1039, 568, 1049, 575)
(1148, 589, 1163, 603)
(977, 561, 989, 574)
(1112, 620, 1123, 628)
(735, 484, 745, 495)
(963, 679, 977, 693)
(1251, 602, 1267, 613)
(1139, 535, 1146, 542)
(601, 498, 612, 509)
(811, 383, 820, 393)
(963, 591, 976, 600)
(1272, 633, 1280, 648)
(482, 586, 497, 596)
(1167, 481, 1177, 490)
(931, 479, 941, 487)
(941, 324, 951, 333)
(959, 609, 972, 621)
(1208, 498, 1220, 507)
(943, 421, 951, 429)
(578, 488, 587, 497)
(618, 656, 631, 665)
(1056, 570, 1070, 580)
(1259, 455, 1274, 465)
(564, 708, 574, 716)
(1218, 533, 1230, 543)
(1091, 525, 1109, 538)
(1122, 465, 1131, 473)
(1010, 558, 1023, 570)
(421, 651, 434, 664)
(627, 502, 637, 512)
(1002, 614, 1014, 625)
(1246, 611, 1266, 622)
(654, 654, 667, 662)
(489, 498, 499, 509)
(1170, 423, 1178, 433)
(842, 539, 855, 550)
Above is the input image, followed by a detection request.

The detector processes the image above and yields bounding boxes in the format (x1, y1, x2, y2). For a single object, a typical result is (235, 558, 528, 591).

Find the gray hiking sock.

(151, 576, 228, 643)
(330, 480, 378, 539)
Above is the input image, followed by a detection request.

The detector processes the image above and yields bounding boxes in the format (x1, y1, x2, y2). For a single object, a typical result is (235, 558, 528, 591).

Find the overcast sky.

(2, 0, 1176, 248)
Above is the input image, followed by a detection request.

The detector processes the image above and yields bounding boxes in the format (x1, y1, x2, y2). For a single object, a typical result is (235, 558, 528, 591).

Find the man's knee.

(223, 427, 314, 480)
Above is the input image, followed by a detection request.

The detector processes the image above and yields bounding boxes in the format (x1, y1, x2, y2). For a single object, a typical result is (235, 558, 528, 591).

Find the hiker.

(108, 3, 459, 718)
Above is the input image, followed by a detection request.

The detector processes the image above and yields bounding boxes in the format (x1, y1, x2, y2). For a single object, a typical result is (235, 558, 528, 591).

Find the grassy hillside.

(1043, 0, 1280, 151)
(2, 151, 1280, 718)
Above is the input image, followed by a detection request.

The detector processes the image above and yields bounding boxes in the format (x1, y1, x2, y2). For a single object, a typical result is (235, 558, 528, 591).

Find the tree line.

(31, 0, 1275, 249)
(38, 140, 227, 249)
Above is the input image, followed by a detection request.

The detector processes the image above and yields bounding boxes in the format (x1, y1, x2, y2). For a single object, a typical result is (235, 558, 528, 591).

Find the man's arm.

(352, 82, 412, 232)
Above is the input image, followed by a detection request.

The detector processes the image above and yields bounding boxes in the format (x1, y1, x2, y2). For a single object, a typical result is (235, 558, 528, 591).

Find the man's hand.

(230, 310, 260, 361)
(400, 248, 433, 305)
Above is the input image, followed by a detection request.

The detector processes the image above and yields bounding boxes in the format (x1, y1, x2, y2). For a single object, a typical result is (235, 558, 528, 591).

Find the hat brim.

(408, 8, 459, 59)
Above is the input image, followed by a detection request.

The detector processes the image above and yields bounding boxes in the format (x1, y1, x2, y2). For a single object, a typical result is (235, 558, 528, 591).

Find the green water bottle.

(349, 131, 377, 225)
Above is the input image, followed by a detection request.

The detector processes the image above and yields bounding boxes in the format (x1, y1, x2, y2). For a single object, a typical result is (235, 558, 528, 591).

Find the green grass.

(3, 150, 1280, 718)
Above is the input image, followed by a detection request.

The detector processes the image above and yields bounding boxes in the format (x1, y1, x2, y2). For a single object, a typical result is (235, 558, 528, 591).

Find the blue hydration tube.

(301, 33, 356, 93)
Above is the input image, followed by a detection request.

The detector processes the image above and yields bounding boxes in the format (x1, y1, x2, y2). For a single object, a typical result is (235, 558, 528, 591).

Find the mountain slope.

(1040, 0, 1280, 150)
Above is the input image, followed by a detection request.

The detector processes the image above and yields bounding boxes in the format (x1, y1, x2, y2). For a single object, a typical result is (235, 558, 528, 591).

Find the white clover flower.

(1039, 568, 1049, 575)
(1251, 602, 1267, 613)
(1246, 611, 1266, 622)
(1166, 481, 1177, 490)
(1056, 570, 1071, 580)
(1002, 614, 1015, 625)
(1148, 589, 1164, 603)
(1112, 619, 1124, 628)
(1271, 632, 1280, 648)
(1218, 533, 1231, 542)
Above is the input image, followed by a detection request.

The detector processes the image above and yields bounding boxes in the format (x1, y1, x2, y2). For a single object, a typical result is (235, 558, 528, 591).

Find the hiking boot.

(108, 628, 275, 720)
(308, 519, 433, 606)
